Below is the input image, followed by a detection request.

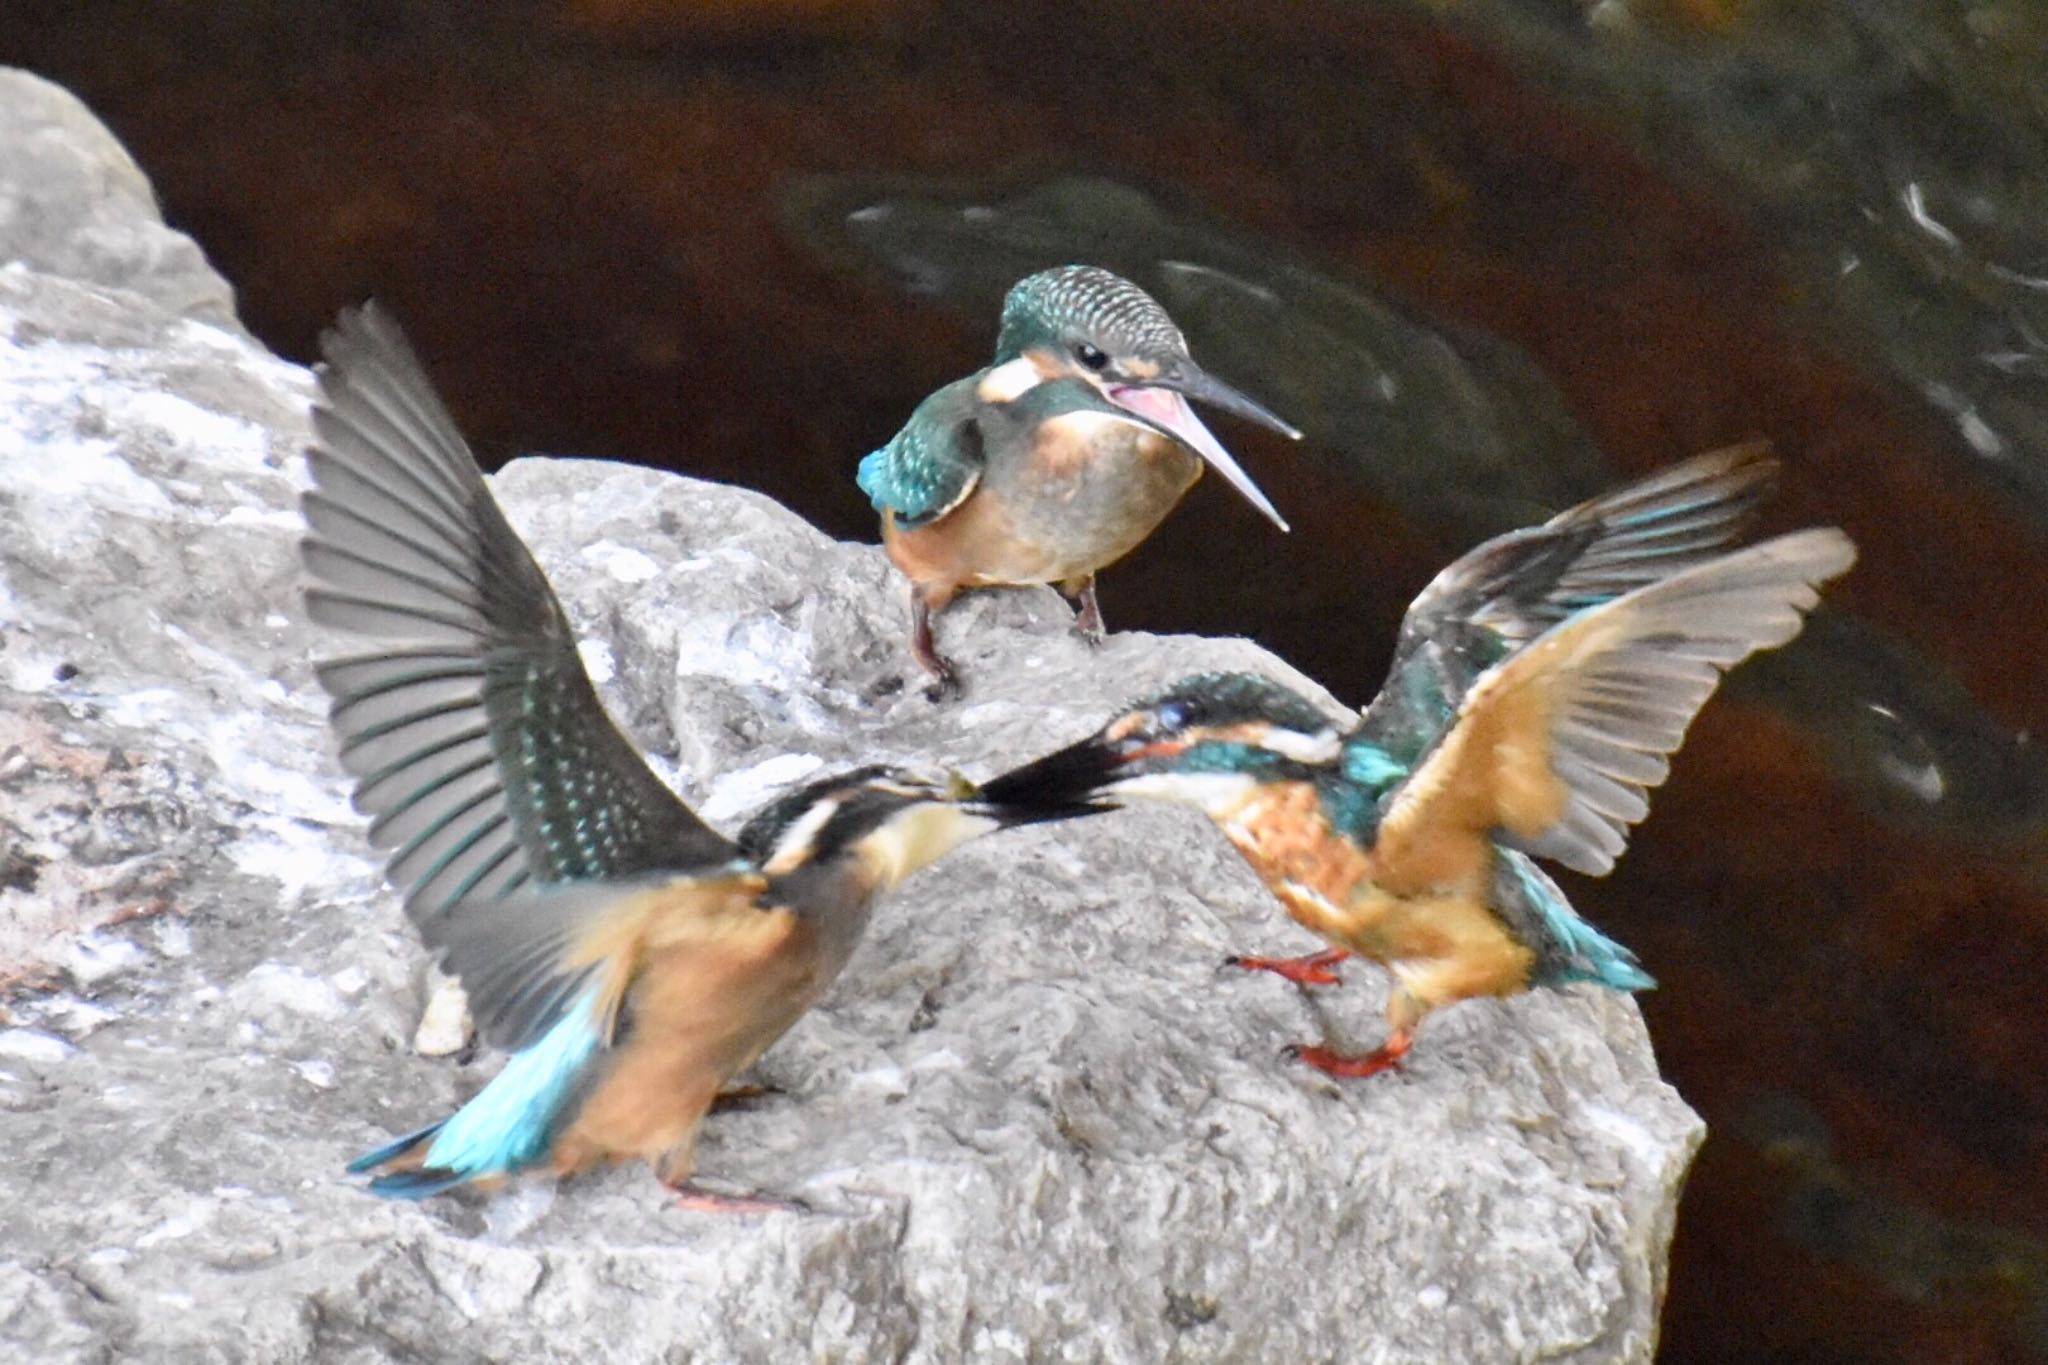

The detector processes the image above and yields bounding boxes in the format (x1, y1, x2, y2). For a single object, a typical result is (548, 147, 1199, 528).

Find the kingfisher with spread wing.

(982, 447, 1854, 1076)
(302, 306, 1093, 1205)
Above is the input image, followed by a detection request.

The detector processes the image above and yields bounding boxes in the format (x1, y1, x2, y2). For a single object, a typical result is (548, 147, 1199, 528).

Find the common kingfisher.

(982, 447, 1856, 1077)
(858, 264, 1300, 694)
(301, 306, 1094, 1206)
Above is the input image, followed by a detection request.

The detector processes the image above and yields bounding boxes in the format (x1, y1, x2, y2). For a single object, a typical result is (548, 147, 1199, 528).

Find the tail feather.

(346, 988, 606, 1199)
(366, 1164, 477, 1200)
(346, 1119, 444, 1175)
(1499, 853, 1657, 993)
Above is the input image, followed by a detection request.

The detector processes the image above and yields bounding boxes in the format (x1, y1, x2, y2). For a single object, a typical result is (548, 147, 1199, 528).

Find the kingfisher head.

(985, 265, 1297, 531)
(738, 763, 1103, 890)
(977, 672, 1349, 817)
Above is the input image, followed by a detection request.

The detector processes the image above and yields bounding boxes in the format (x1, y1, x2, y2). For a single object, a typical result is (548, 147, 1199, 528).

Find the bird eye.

(1155, 702, 1191, 732)
(1073, 342, 1109, 371)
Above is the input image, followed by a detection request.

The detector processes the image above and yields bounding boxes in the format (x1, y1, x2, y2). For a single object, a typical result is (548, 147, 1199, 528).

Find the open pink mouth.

(1106, 385, 1288, 531)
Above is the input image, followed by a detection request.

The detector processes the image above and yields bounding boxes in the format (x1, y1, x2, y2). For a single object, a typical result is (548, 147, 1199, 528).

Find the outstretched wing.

(1360, 444, 1777, 760)
(857, 375, 986, 529)
(302, 304, 736, 925)
(1371, 528, 1855, 887)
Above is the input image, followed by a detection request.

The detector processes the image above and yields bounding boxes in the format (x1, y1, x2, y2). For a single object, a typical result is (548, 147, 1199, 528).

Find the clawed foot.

(911, 591, 964, 700)
(665, 1181, 810, 1215)
(1226, 947, 1351, 987)
(912, 642, 962, 701)
(1283, 1032, 1412, 1080)
(1067, 576, 1105, 645)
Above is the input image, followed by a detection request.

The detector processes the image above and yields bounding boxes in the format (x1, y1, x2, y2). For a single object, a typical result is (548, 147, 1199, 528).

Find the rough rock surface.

(0, 69, 1703, 1363)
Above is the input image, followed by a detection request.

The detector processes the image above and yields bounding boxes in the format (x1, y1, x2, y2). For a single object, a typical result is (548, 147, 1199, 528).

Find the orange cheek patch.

(1125, 739, 1189, 765)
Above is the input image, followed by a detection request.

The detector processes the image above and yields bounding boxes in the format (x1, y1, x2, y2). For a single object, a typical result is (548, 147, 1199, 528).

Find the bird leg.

(909, 585, 961, 698)
(708, 1082, 783, 1112)
(1287, 1028, 1413, 1080)
(1063, 574, 1106, 644)
(1226, 946, 1351, 986)
(665, 1181, 811, 1215)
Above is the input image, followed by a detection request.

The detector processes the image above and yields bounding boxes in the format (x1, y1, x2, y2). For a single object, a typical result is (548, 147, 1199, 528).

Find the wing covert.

(858, 378, 986, 529)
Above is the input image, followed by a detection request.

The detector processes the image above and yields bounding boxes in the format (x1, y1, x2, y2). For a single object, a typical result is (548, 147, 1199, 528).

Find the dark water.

(10, 3, 2045, 1359)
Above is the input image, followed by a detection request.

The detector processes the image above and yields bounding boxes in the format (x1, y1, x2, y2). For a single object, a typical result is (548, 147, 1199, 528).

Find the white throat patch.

(1256, 727, 1342, 764)
(976, 356, 1046, 404)
(1113, 770, 1259, 818)
(859, 805, 1002, 887)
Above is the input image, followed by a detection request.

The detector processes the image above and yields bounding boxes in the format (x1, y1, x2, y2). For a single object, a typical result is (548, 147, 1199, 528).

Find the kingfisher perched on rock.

(858, 264, 1299, 695)
(301, 305, 1095, 1206)
(982, 447, 1855, 1077)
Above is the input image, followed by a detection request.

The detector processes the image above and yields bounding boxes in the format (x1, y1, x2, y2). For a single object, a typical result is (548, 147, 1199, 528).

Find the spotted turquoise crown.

(994, 265, 1185, 363)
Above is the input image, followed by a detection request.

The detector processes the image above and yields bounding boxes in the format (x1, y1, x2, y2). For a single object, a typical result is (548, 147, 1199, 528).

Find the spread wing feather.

(1374, 528, 1855, 884)
(302, 305, 736, 926)
(1360, 444, 1777, 757)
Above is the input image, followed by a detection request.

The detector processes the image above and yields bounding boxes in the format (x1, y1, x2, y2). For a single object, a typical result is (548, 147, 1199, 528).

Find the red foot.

(1227, 947, 1352, 987)
(666, 1183, 809, 1215)
(1286, 1032, 1412, 1080)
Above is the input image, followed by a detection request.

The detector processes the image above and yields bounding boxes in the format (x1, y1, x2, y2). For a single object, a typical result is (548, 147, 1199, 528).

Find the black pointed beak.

(963, 794, 1115, 829)
(974, 735, 1133, 819)
(1159, 359, 1303, 443)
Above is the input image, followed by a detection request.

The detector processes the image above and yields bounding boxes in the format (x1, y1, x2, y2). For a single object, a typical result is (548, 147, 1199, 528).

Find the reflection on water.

(785, 172, 1612, 530)
(788, 170, 2048, 875)
(1739, 1093, 2048, 1360)
(1417, 0, 2048, 534)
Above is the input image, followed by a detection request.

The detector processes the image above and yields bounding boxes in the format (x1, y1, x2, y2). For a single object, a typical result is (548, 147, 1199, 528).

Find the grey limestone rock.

(0, 67, 1702, 1364)
(0, 69, 241, 328)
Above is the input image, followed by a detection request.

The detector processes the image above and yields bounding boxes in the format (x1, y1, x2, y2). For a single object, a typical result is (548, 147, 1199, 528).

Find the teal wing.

(1359, 444, 1777, 762)
(858, 376, 986, 528)
(302, 304, 737, 926)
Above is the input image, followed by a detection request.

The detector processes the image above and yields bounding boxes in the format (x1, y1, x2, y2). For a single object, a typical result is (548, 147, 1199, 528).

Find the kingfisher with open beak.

(858, 264, 1299, 695)
(301, 306, 1096, 1206)
(982, 447, 1855, 1077)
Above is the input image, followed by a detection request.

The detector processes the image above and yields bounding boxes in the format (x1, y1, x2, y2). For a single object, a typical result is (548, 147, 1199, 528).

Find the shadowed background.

(6, 2, 2046, 1360)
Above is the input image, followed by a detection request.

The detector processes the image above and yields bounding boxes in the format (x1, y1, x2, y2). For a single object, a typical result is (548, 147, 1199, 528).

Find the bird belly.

(883, 491, 1070, 596)
(552, 922, 827, 1181)
(1344, 885, 1538, 1011)
(965, 421, 1201, 586)
(1220, 783, 1534, 1009)
(1011, 422, 1201, 572)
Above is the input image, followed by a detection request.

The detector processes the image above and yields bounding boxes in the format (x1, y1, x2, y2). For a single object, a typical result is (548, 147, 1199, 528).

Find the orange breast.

(1220, 782, 1373, 941)
(1219, 783, 1531, 1004)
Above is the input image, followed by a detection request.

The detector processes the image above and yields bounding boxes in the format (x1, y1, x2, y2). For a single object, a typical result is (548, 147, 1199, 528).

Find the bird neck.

(847, 803, 1002, 890)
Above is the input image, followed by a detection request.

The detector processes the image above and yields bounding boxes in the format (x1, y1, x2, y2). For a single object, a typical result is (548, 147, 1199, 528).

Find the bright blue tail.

(347, 989, 605, 1200)
(1501, 852, 1657, 992)
(347, 1121, 476, 1200)
(347, 1120, 443, 1175)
